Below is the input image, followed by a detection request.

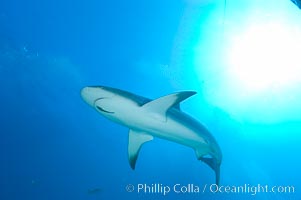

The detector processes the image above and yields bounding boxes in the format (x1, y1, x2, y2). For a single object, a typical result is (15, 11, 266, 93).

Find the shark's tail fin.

(199, 157, 221, 185)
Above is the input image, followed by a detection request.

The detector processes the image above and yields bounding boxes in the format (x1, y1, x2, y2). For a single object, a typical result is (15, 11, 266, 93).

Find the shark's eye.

(96, 106, 114, 114)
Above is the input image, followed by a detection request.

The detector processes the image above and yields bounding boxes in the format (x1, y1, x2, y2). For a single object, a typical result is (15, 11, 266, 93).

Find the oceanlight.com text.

(125, 183, 295, 196)
(208, 184, 295, 196)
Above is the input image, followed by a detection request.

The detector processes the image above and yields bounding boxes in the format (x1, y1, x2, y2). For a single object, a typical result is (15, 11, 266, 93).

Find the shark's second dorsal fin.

(128, 129, 153, 169)
(142, 91, 197, 119)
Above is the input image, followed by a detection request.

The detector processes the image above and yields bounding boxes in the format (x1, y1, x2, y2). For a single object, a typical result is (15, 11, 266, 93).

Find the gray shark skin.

(81, 86, 222, 184)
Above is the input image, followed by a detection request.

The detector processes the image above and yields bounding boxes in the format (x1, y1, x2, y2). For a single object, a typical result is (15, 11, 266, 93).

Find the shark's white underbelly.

(117, 108, 208, 150)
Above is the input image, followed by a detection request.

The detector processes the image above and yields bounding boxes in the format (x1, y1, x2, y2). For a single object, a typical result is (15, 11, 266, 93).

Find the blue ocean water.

(1, 0, 301, 199)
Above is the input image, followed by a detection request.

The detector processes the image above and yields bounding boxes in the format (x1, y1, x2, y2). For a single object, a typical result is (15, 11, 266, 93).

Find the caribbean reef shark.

(81, 86, 222, 184)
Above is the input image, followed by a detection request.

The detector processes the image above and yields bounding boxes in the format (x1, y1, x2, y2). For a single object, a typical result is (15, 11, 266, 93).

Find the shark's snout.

(81, 87, 96, 107)
(81, 86, 114, 107)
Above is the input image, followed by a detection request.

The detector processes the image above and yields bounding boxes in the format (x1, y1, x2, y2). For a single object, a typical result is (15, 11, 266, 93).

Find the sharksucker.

(81, 86, 222, 184)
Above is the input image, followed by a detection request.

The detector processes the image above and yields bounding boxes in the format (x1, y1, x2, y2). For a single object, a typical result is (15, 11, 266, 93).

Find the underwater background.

(1, 0, 301, 199)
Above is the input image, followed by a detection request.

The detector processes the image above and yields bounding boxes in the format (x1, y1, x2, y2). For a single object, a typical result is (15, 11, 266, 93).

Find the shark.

(81, 86, 222, 184)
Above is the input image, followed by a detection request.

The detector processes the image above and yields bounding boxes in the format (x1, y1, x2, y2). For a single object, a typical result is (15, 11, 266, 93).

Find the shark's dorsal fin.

(128, 129, 153, 169)
(142, 91, 196, 120)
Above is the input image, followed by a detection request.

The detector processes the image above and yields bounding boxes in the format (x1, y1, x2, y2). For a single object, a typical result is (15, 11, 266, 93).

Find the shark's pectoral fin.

(142, 91, 197, 121)
(128, 129, 153, 169)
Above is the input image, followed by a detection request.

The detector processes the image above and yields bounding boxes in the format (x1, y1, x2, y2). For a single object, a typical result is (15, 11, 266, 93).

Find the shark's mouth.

(94, 98, 115, 114)
(96, 105, 115, 114)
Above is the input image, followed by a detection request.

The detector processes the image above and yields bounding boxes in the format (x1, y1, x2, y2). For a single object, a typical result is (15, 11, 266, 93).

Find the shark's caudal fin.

(128, 129, 153, 169)
(142, 91, 197, 121)
(199, 157, 221, 185)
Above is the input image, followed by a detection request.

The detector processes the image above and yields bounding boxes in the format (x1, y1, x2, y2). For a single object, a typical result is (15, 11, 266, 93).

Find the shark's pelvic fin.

(128, 129, 153, 169)
(142, 91, 196, 121)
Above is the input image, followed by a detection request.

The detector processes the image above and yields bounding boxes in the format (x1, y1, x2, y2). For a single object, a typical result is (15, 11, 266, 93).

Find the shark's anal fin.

(142, 91, 196, 121)
(128, 129, 153, 169)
